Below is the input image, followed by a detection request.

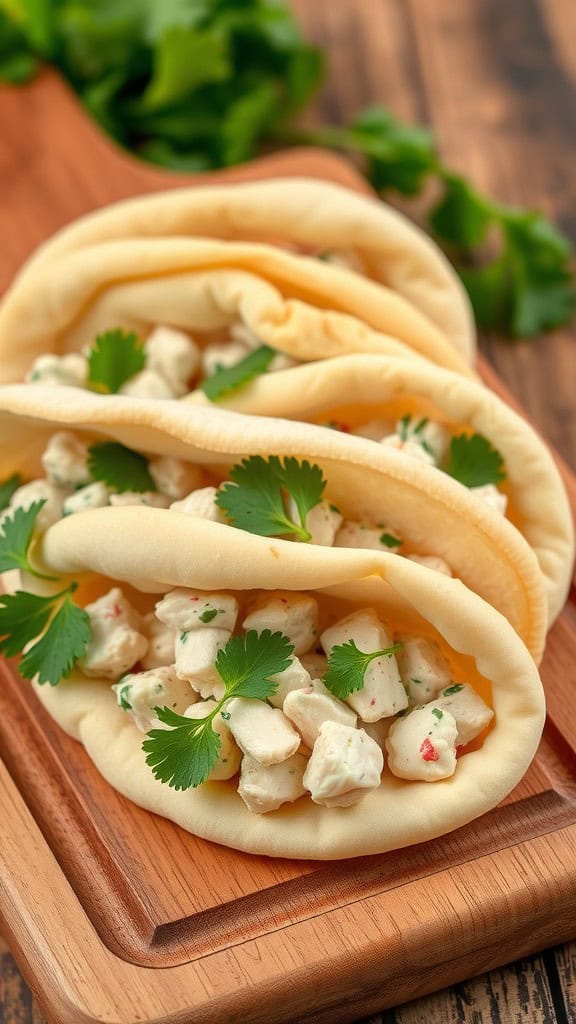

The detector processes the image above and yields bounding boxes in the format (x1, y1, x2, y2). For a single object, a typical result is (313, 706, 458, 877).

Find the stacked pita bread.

(0, 178, 569, 858)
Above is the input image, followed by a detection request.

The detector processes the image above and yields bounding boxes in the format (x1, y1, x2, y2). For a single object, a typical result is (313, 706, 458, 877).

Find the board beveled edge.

(2, 755, 576, 1024)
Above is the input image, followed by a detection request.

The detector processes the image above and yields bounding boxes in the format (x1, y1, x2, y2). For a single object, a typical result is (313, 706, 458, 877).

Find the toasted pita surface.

(192, 353, 574, 623)
(10, 178, 475, 361)
(0, 385, 546, 659)
(32, 519, 543, 860)
(0, 237, 477, 384)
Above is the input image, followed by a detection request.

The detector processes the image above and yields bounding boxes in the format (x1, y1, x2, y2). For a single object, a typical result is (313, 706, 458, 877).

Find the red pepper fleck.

(189, 597, 199, 601)
(370, 698, 376, 707)
(105, 603, 123, 619)
(419, 738, 439, 762)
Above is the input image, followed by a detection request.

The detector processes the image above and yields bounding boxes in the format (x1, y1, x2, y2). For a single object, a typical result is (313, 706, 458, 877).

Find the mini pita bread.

(0, 237, 477, 384)
(0, 385, 546, 660)
(31, 515, 544, 860)
(9, 178, 476, 361)
(191, 353, 574, 623)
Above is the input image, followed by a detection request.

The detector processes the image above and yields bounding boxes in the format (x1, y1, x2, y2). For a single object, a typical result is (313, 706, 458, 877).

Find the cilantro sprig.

(0, 586, 91, 685)
(216, 455, 326, 542)
(143, 629, 294, 790)
(201, 345, 276, 401)
(323, 639, 403, 700)
(0, 474, 22, 511)
(444, 433, 506, 488)
(0, 503, 91, 684)
(87, 329, 146, 394)
(0, 502, 56, 580)
(87, 442, 156, 493)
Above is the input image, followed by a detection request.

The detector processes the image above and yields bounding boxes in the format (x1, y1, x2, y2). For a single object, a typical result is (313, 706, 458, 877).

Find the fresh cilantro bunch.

(1, 4, 572, 335)
(0, 0, 323, 170)
(143, 629, 294, 789)
(0, 501, 90, 684)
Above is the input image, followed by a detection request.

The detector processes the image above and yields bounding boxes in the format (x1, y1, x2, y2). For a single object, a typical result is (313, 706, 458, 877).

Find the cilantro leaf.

(324, 639, 403, 700)
(444, 433, 506, 488)
(430, 173, 493, 248)
(201, 345, 276, 401)
(143, 707, 222, 791)
(346, 107, 439, 196)
(216, 455, 326, 542)
(0, 590, 56, 658)
(0, 473, 22, 511)
(88, 442, 156, 493)
(143, 629, 294, 790)
(87, 329, 146, 394)
(215, 629, 294, 701)
(0, 585, 90, 686)
(20, 592, 90, 686)
(142, 26, 231, 110)
(380, 532, 402, 549)
(0, 501, 56, 580)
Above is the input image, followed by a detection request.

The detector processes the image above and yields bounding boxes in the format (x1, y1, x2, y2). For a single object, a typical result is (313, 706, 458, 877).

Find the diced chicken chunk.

(285, 497, 342, 546)
(155, 588, 238, 632)
(148, 456, 203, 500)
(63, 482, 111, 517)
(407, 554, 453, 576)
(26, 353, 88, 388)
(351, 419, 390, 442)
(304, 721, 383, 808)
(300, 652, 328, 680)
(145, 326, 200, 396)
(335, 520, 402, 552)
(41, 432, 90, 488)
(381, 435, 436, 466)
(394, 416, 450, 463)
(174, 627, 231, 699)
(397, 635, 454, 704)
(140, 612, 177, 671)
(267, 657, 312, 708)
(386, 704, 458, 781)
(9, 479, 69, 532)
(119, 369, 176, 399)
(283, 679, 357, 748)
(202, 341, 250, 377)
(469, 484, 508, 517)
(238, 752, 308, 813)
(226, 698, 300, 765)
(109, 491, 171, 508)
(320, 609, 407, 722)
(428, 683, 494, 746)
(184, 700, 242, 780)
(113, 665, 195, 732)
(242, 592, 318, 656)
(170, 485, 228, 523)
(80, 588, 148, 680)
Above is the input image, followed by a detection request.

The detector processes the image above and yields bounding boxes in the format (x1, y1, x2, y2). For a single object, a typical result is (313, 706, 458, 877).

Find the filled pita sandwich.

(191, 353, 574, 624)
(7, 178, 475, 362)
(0, 385, 546, 663)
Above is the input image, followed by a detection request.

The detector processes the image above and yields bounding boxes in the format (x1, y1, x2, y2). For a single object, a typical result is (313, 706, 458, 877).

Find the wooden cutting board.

(1, 70, 576, 1024)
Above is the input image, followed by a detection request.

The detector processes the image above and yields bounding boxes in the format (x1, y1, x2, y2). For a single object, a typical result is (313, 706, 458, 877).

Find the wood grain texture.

(1, 0, 576, 1021)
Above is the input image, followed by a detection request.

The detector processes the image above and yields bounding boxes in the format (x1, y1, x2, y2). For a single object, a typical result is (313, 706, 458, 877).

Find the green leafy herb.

(216, 455, 326, 542)
(0, 584, 90, 686)
(431, 707, 443, 720)
(87, 442, 156, 493)
(380, 532, 402, 549)
(202, 345, 276, 401)
(444, 433, 506, 488)
(199, 608, 218, 624)
(442, 683, 464, 696)
(87, 329, 146, 394)
(0, 502, 56, 580)
(0, 473, 22, 511)
(115, 680, 133, 711)
(143, 629, 294, 789)
(324, 639, 403, 700)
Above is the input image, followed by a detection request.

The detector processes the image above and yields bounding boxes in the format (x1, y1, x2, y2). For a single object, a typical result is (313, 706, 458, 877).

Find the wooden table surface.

(1, 0, 575, 1022)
